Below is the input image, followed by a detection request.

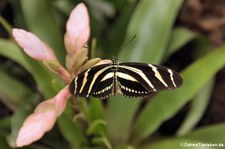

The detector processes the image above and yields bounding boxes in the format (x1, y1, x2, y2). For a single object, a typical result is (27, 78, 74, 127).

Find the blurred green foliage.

(1, 0, 225, 149)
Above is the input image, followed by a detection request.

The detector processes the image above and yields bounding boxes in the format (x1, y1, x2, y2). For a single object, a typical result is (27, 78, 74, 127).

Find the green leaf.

(0, 68, 32, 110)
(142, 124, 225, 149)
(0, 16, 12, 34)
(176, 79, 214, 136)
(166, 27, 197, 60)
(0, 117, 10, 135)
(87, 119, 106, 135)
(106, 0, 183, 145)
(89, 99, 104, 122)
(0, 39, 31, 72)
(53, 0, 74, 15)
(20, 0, 65, 63)
(92, 136, 112, 149)
(105, 4, 135, 57)
(87, 99, 107, 138)
(118, 0, 183, 64)
(133, 45, 225, 142)
(185, 124, 225, 144)
(57, 113, 87, 149)
(106, 95, 140, 144)
(0, 39, 57, 98)
(0, 134, 11, 149)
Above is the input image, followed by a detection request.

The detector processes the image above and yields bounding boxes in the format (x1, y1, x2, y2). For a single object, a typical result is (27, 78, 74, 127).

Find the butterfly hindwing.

(117, 75, 150, 97)
(91, 72, 114, 99)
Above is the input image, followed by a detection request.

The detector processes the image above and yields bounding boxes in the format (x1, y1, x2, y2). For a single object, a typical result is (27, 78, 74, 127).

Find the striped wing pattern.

(69, 64, 114, 99)
(69, 60, 183, 99)
(117, 62, 182, 98)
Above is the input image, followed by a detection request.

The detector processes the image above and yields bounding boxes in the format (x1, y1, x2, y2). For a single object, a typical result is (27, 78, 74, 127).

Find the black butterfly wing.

(69, 61, 183, 99)
(69, 63, 114, 99)
(91, 71, 114, 99)
(116, 67, 151, 98)
(117, 62, 183, 97)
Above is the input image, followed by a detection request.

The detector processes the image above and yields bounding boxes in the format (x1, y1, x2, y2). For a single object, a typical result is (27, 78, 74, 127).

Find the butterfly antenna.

(118, 35, 136, 52)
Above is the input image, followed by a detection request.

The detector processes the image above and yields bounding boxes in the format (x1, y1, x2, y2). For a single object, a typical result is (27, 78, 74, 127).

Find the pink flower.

(64, 3, 90, 74)
(12, 28, 71, 84)
(16, 86, 70, 147)
(12, 3, 99, 147)
(12, 3, 91, 82)
(16, 111, 56, 147)
(12, 29, 57, 61)
(65, 3, 90, 54)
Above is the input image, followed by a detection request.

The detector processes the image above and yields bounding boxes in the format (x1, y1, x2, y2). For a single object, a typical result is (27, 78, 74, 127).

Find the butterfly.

(69, 57, 183, 99)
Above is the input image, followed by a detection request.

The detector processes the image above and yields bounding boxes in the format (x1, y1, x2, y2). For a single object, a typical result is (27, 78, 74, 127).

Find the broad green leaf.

(57, 113, 87, 149)
(165, 27, 197, 60)
(20, 0, 65, 63)
(87, 119, 106, 135)
(89, 99, 104, 122)
(80, 99, 103, 121)
(142, 124, 225, 149)
(133, 45, 225, 142)
(0, 68, 32, 110)
(0, 39, 57, 98)
(106, 95, 140, 144)
(87, 99, 107, 139)
(106, 0, 183, 145)
(119, 0, 183, 64)
(176, 79, 214, 136)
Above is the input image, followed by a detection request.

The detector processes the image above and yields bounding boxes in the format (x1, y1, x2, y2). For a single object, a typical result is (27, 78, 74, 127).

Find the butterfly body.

(69, 58, 183, 99)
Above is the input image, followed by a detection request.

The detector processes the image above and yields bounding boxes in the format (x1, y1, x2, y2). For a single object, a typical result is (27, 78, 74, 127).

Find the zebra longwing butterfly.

(69, 58, 183, 99)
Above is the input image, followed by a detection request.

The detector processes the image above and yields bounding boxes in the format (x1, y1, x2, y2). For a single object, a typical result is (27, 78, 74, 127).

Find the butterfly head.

(112, 56, 118, 65)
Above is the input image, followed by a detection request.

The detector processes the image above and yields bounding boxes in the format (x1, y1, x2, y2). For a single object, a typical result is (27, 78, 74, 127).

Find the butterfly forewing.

(117, 62, 182, 96)
(69, 64, 113, 98)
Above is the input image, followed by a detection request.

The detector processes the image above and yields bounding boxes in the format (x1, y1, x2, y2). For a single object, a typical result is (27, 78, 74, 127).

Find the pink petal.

(34, 98, 55, 113)
(43, 61, 71, 84)
(54, 86, 71, 116)
(65, 3, 90, 54)
(16, 86, 70, 147)
(16, 111, 57, 147)
(12, 28, 57, 61)
(35, 86, 70, 116)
